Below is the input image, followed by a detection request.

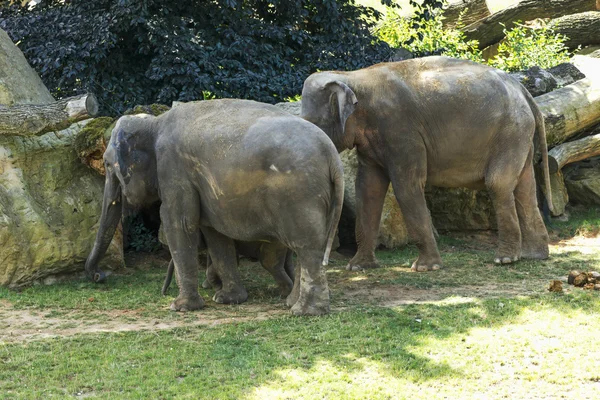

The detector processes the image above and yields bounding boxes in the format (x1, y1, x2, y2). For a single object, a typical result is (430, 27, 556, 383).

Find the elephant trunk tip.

(93, 270, 107, 283)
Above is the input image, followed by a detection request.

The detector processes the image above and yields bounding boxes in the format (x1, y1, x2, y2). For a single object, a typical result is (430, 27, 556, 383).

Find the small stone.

(548, 280, 563, 293)
(584, 282, 596, 290)
(594, 284, 600, 291)
(590, 271, 600, 279)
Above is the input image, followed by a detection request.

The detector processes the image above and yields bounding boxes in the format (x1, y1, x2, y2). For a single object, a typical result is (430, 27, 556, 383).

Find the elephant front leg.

(202, 227, 248, 304)
(390, 173, 443, 272)
(289, 249, 330, 316)
(160, 194, 204, 311)
(347, 160, 390, 271)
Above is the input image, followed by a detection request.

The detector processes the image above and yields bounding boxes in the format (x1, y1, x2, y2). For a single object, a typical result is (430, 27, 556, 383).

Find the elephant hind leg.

(288, 248, 330, 316)
(486, 161, 522, 264)
(259, 242, 293, 298)
(515, 152, 549, 259)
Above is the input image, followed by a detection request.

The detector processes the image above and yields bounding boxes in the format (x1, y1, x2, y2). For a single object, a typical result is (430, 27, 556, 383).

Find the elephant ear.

(114, 128, 133, 185)
(324, 80, 358, 147)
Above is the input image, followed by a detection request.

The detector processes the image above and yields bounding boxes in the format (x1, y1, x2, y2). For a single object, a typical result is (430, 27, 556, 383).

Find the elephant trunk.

(85, 173, 122, 282)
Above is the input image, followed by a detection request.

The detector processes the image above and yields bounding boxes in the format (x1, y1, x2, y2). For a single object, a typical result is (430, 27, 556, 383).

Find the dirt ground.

(0, 232, 596, 343)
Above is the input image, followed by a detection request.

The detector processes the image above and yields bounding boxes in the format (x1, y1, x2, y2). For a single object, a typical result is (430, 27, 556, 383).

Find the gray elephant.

(161, 240, 294, 298)
(85, 99, 344, 315)
(300, 56, 552, 272)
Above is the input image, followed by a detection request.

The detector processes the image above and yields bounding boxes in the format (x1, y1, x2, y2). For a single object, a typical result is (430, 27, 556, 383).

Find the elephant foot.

(213, 286, 248, 304)
(278, 283, 293, 298)
(201, 279, 212, 289)
(521, 243, 549, 260)
(170, 295, 205, 312)
(411, 261, 443, 272)
(494, 255, 519, 265)
(346, 254, 380, 271)
(290, 287, 330, 316)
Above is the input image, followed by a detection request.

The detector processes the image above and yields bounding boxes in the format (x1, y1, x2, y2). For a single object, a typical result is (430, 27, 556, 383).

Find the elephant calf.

(85, 99, 343, 315)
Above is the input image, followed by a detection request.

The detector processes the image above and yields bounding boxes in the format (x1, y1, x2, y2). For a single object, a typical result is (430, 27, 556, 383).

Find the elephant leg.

(289, 249, 330, 316)
(390, 175, 443, 272)
(347, 159, 390, 271)
(486, 166, 521, 264)
(203, 256, 222, 290)
(515, 152, 549, 259)
(160, 198, 204, 312)
(259, 242, 293, 297)
(284, 249, 295, 282)
(201, 227, 248, 304)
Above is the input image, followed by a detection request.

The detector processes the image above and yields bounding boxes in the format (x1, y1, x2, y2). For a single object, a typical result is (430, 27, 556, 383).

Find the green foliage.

(376, 9, 483, 62)
(0, 0, 390, 116)
(127, 215, 161, 253)
(376, 10, 574, 70)
(488, 22, 574, 72)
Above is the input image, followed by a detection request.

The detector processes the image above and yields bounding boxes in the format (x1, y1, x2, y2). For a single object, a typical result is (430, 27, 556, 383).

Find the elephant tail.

(523, 86, 554, 215)
(322, 155, 345, 266)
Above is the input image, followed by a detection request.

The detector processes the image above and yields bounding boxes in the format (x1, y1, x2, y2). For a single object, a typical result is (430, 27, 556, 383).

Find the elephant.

(161, 240, 294, 298)
(84, 99, 344, 315)
(300, 56, 553, 272)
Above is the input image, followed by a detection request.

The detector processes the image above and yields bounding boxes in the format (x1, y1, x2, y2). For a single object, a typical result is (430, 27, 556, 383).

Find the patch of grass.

(1, 292, 599, 399)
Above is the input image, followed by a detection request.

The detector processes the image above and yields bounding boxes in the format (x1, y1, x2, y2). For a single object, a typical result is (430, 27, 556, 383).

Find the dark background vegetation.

(0, 0, 399, 115)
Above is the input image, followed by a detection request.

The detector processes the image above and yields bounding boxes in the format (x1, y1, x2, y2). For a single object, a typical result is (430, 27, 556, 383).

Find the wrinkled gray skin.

(85, 99, 343, 315)
(161, 240, 294, 297)
(301, 56, 552, 272)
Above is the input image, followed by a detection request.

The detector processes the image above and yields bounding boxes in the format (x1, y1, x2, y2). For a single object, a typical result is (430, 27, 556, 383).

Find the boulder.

(0, 29, 122, 287)
(564, 157, 600, 206)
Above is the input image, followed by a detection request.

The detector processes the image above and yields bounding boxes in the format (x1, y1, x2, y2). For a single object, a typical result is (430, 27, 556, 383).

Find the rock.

(595, 284, 600, 291)
(564, 157, 600, 206)
(574, 272, 588, 287)
(0, 32, 122, 287)
(509, 66, 558, 97)
(591, 271, 600, 279)
(547, 63, 585, 87)
(568, 270, 580, 285)
(0, 28, 54, 105)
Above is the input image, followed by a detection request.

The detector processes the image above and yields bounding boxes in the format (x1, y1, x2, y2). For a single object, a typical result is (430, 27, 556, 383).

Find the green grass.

(1, 207, 600, 398)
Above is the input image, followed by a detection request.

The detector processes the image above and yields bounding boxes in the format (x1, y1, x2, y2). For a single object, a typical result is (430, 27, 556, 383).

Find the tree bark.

(536, 77, 600, 147)
(548, 133, 600, 173)
(462, 0, 599, 49)
(443, 0, 491, 28)
(0, 93, 99, 136)
(548, 11, 600, 50)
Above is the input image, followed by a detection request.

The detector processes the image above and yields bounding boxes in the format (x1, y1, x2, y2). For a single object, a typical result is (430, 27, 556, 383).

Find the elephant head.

(300, 73, 358, 152)
(84, 114, 160, 282)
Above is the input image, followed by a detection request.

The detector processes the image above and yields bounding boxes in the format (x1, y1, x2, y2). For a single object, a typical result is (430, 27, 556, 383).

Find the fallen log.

(548, 133, 600, 173)
(548, 11, 600, 50)
(442, 0, 491, 28)
(462, 0, 599, 49)
(0, 93, 99, 136)
(536, 76, 600, 147)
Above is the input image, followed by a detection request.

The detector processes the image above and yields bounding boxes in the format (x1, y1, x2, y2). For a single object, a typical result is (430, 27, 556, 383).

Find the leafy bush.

(376, 8, 482, 61)
(0, 0, 391, 115)
(487, 22, 574, 72)
(376, 10, 574, 70)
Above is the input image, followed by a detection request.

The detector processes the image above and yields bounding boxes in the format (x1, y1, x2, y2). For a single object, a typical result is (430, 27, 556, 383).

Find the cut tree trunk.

(536, 76, 600, 147)
(548, 133, 600, 173)
(0, 93, 99, 137)
(548, 11, 600, 50)
(462, 0, 599, 49)
(443, 0, 491, 28)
